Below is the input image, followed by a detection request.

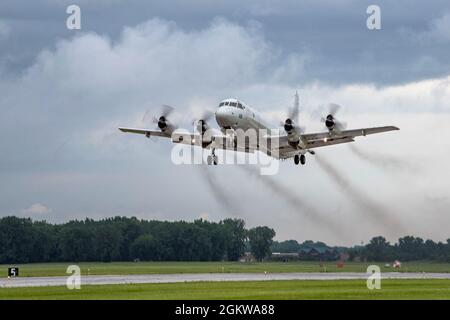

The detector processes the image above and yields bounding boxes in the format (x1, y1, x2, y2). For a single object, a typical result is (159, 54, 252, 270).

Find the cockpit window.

(219, 101, 244, 108)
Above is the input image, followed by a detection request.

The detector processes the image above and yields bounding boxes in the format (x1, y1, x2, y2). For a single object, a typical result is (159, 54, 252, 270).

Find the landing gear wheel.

(294, 154, 300, 165)
(207, 149, 217, 166)
(300, 154, 306, 165)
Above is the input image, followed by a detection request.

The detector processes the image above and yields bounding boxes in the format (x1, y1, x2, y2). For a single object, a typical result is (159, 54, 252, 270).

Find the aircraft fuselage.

(214, 98, 275, 133)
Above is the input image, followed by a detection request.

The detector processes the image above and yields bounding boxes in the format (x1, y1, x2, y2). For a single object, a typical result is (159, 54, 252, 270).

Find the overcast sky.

(1, 0, 450, 246)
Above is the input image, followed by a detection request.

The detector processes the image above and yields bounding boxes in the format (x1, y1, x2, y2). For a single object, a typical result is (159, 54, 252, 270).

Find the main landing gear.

(294, 150, 315, 165)
(207, 149, 218, 165)
(294, 154, 306, 165)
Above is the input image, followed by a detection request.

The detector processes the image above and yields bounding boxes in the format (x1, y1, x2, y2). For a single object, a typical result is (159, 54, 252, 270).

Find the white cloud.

(1, 17, 450, 245)
(22, 203, 52, 215)
(22, 18, 301, 101)
(199, 212, 209, 220)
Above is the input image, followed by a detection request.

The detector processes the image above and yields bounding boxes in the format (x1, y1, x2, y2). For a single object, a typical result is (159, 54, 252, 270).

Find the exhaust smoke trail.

(315, 155, 406, 236)
(197, 167, 241, 216)
(348, 144, 420, 172)
(238, 165, 349, 239)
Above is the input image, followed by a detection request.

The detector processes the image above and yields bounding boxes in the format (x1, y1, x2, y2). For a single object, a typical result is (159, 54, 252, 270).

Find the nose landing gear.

(207, 148, 218, 165)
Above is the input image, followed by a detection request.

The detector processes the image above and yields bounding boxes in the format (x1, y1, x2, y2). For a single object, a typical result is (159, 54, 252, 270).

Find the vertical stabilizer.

(292, 91, 300, 123)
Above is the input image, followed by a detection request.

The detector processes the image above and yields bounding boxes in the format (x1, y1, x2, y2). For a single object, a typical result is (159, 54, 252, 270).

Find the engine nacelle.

(157, 116, 169, 131)
(283, 118, 306, 148)
(325, 114, 335, 131)
(284, 118, 295, 133)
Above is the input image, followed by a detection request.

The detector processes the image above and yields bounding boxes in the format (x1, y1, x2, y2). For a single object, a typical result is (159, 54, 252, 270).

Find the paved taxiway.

(2, 272, 450, 288)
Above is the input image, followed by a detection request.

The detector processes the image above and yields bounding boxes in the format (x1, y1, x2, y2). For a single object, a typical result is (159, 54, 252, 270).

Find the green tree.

(397, 236, 425, 261)
(94, 224, 122, 262)
(130, 234, 158, 261)
(118, 217, 142, 261)
(248, 226, 276, 261)
(223, 219, 247, 261)
(363, 236, 393, 261)
(0, 217, 35, 263)
(59, 224, 95, 261)
(30, 222, 58, 262)
(271, 240, 300, 253)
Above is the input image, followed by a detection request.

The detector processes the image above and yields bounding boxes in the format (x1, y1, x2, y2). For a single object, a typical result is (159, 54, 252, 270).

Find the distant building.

(298, 247, 340, 261)
(271, 252, 299, 262)
(239, 252, 255, 262)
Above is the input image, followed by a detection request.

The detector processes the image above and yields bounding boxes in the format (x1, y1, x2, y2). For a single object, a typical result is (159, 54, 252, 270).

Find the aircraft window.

(219, 102, 225, 107)
(230, 102, 237, 107)
(225, 102, 230, 106)
(237, 103, 243, 109)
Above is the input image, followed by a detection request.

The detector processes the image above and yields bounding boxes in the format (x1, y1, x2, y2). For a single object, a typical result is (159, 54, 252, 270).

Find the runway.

(2, 272, 450, 288)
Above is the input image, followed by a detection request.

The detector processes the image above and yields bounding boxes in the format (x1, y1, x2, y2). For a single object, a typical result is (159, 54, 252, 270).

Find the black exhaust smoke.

(315, 155, 406, 236)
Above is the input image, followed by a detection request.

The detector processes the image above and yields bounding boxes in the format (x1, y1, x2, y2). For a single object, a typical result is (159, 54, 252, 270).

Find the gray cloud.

(1, 7, 450, 244)
(2, 0, 450, 84)
(413, 12, 450, 44)
(0, 19, 9, 39)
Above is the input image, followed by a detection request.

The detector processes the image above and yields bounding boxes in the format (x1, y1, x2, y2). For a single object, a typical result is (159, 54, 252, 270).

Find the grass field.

(1, 261, 450, 278)
(1, 279, 450, 299)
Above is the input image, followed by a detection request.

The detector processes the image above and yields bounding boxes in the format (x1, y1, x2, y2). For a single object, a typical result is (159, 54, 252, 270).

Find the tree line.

(0, 216, 275, 264)
(2, 216, 450, 264)
(272, 236, 450, 262)
(350, 236, 450, 262)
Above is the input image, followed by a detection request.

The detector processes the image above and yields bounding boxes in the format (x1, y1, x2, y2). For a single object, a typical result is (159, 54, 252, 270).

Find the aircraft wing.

(118, 128, 256, 153)
(302, 126, 399, 142)
(118, 127, 171, 138)
(119, 125, 398, 159)
(118, 127, 202, 145)
(273, 126, 399, 159)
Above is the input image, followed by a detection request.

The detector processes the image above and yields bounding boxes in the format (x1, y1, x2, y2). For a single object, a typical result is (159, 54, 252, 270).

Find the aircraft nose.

(215, 107, 232, 128)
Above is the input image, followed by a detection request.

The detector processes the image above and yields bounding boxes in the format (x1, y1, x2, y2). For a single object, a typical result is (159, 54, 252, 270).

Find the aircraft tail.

(293, 91, 300, 123)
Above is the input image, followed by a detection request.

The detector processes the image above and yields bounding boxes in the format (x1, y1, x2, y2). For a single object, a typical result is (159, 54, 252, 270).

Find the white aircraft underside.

(119, 93, 399, 165)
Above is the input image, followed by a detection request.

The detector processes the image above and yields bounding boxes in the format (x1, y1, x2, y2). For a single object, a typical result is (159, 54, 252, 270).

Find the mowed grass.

(1, 279, 450, 300)
(1, 261, 450, 278)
